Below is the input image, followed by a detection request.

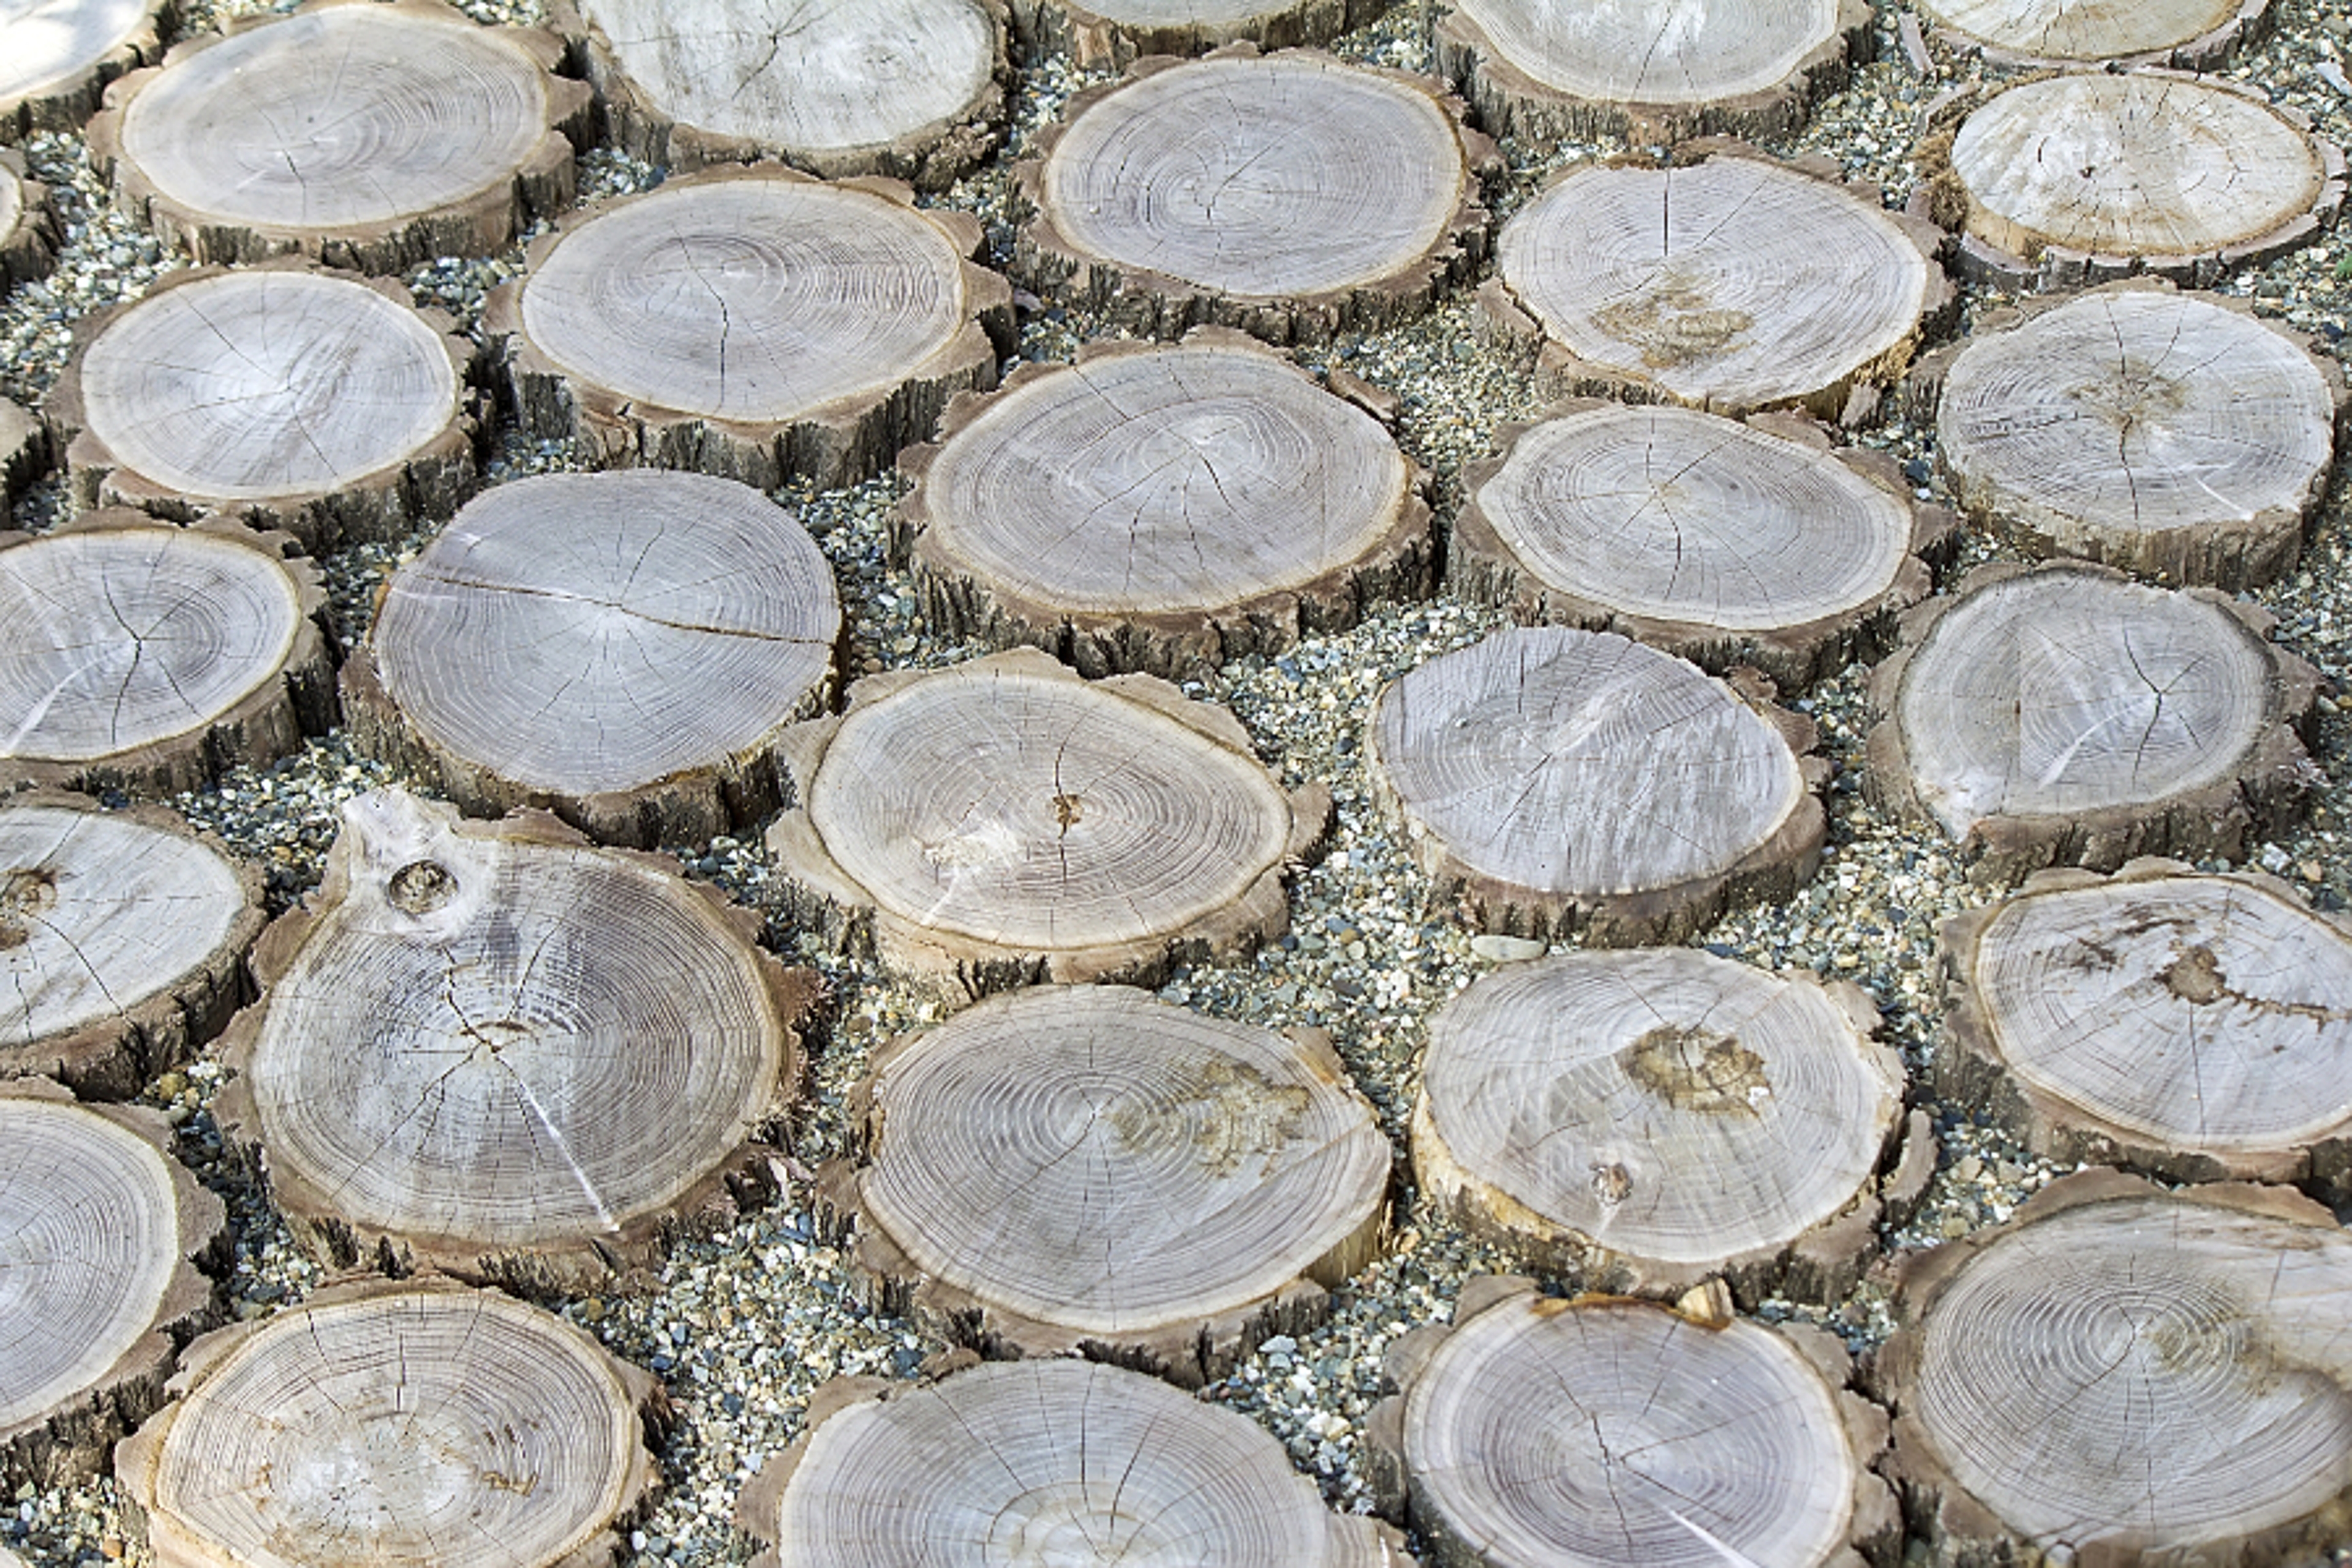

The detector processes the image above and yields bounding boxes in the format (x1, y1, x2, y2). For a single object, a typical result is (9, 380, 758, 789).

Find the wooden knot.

(388, 859, 457, 915)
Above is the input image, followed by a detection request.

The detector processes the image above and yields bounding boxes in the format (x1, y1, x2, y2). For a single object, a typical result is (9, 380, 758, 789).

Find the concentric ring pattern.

(0, 0, 153, 105)
(1452, 0, 1843, 102)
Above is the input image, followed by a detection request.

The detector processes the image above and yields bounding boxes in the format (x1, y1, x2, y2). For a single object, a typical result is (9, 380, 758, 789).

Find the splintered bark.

(1917, 0, 2273, 67)
(1921, 281, 2342, 590)
(48, 262, 477, 546)
(827, 984, 1387, 1385)
(1877, 1171, 2352, 1566)
(1487, 146, 1951, 418)
(0, 0, 163, 140)
(0, 1080, 224, 1487)
(344, 470, 842, 849)
(1415, 949, 1920, 1306)
(1013, 47, 1493, 345)
(1939, 860, 2352, 1199)
(1368, 627, 1826, 945)
(1, 148, 56, 286)
(213, 788, 815, 1291)
(1365, 1278, 1899, 1568)
(0, 796, 262, 1100)
(1866, 561, 2320, 876)
(487, 165, 1010, 490)
(1452, 402, 1944, 689)
(556, 0, 1007, 190)
(766, 647, 1329, 995)
(899, 328, 1431, 680)
(116, 1276, 661, 1568)
(1436, 0, 1870, 146)
(0, 398, 40, 513)
(1942, 72, 2345, 290)
(741, 1360, 1405, 1567)
(88, 0, 587, 271)
(0, 514, 333, 799)
(1008, 0, 1382, 67)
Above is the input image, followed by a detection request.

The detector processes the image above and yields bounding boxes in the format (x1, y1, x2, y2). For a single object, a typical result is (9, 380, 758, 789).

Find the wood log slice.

(898, 328, 1431, 680)
(741, 1359, 1404, 1566)
(212, 787, 816, 1291)
(827, 983, 1388, 1384)
(766, 646, 1329, 995)
(48, 262, 477, 547)
(1, 794, 263, 1100)
(0, 0, 164, 140)
(1942, 71, 2345, 291)
(88, 0, 589, 271)
(1487, 146, 1951, 418)
(0, 147, 57, 287)
(556, 0, 1006, 191)
(1008, 0, 1380, 68)
(1864, 560, 2321, 875)
(1364, 1277, 1899, 1568)
(1366, 626, 1826, 945)
(1921, 281, 2343, 590)
(116, 1275, 661, 1568)
(1939, 859, 2352, 1199)
(0, 397, 40, 516)
(0, 514, 334, 800)
(343, 470, 842, 849)
(1437, 0, 1870, 147)
(1876, 1170, 2352, 1566)
(1013, 47, 1493, 345)
(1917, 0, 2272, 67)
(0, 1079, 224, 1487)
(486, 164, 1009, 490)
(1414, 949, 1913, 1305)
(1452, 401, 1945, 688)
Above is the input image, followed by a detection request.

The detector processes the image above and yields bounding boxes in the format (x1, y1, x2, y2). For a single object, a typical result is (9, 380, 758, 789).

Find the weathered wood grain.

(0, 397, 41, 514)
(1009, 0, 1381, 67)
(0, 0, 164, 140)
(0, 148, 56, 287)
(1918, 0, 2273, 69)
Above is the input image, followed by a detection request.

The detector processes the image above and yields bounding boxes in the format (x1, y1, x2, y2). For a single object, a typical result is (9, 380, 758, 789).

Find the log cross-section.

(1917, 0, 2274, 67)
(1009, 0, 1384, 68)
(0, 0, 164, 140)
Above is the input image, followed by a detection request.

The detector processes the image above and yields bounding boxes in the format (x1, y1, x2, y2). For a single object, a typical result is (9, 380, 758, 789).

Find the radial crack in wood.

(766, 646, 1329, 995)
(0, 513, 333, 799)
(1452, 401, 1945, 688)
(0, 148, 57, 287)
(0, 0, 164, 141)
(0, 1080, 224, 1488)
(1917, 0, 2274, 67)
(344, 470, 842, 849)
(116, 1275, 662, 1568)
(828, 984, 1387, 1384)
(487, 164, 1010, 489)
(1008, 0, 1382, 67)
(1014, 47, 1494, 345)
(1368, 626, 1826, 944)
(1865, 560, 2321, 876)
(212, 787, 816, 1291)
(1877, 1170, 2352, 1566)
(899, 327, 1431, 679)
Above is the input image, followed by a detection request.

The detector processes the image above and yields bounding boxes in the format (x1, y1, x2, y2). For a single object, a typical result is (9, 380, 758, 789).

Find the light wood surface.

(0, 398, 40, 513)
(1920, 0, 2272, 67)
(1, 148, 55, 285)
(1011, 0, 1381, 67)
(0, 0, 162, 138)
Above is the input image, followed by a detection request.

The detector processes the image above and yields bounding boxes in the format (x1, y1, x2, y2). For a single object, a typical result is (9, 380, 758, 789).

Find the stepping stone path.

(344, 470, 842, 848)
(1916, 0, 2273, 66)
(1010, 0, 1381, 67)
(899, 328, 1430, 679)
(0, 0, 162, 138)
(0, 148, 53, 286)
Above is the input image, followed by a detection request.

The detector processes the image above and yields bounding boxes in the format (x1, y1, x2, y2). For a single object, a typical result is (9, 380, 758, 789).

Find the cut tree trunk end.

(1917, 0, 2274, 68)
(88, 0, 588, 271)
(1438, 0, 1871, 146)
(1939, 70, 2345, 291)
(1865, 560, 2321, 876)
(0, 1079, 224, 1488)
(0, 513, 334, 799)
(0, 794, 263, 1100)
(739, 1359, 1406, 1567)
(553, 0, 1007, 191)
(47, 261, 478, 547)
(486, 164, 1011, 490)
(0, 148, 58, 287)
(0, 0, 164, 140)
(1009, 0, 1384, 69)
(1939, 858, 2352, 1199)
(1451, 401, 1947, 688)
(898, 326, 1432, 680)
(344, 470, 842, 849)
(1368, 626, 1827, 944)
(1487, 143, 1953, 418)
(828, 984, 1388, 1385)
(1415, 949, 1918, 1306)
(1877, 1170, 2352, 1566)
(0, 397, 42, 514)
(1365, 1277, 1899, 1568)
(766, 646, 1329, 996)
(1920, 279, 2343, 590)
(116, 1275, 662, 1568)
(212, 787, 817, 1292)
(1013, 46, 1494, 345)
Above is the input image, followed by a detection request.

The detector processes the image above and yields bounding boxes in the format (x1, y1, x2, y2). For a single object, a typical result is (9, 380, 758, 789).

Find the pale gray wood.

(1880, 1171, 2352, 1566)
(0, 398, 39, 514)
(347, 470, 841, 848)
(116, 1276, 660, 1568)
(835, 984, 1387, 1382)
(1011, 0, 1381, 67)
(0, 0, 162, 139)
(0, 148, 56, 287)
(1920, 0, 2272, 68)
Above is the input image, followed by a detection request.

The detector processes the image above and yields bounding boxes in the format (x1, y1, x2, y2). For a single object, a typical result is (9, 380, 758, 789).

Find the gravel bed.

(6, 0, 2352, 1563)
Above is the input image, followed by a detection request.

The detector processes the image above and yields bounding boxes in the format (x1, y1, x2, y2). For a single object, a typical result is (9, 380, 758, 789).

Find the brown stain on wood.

(388, 859, 456, 914)
(1621, 1024, 1770, 1115)
(2160, 941, 2351, 1026)
(1110, 1057, 1310, 1179)
(0, 864, 56, 948)
(2070, 358, 2189, 435)
(1591, 271, 1754, 368)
